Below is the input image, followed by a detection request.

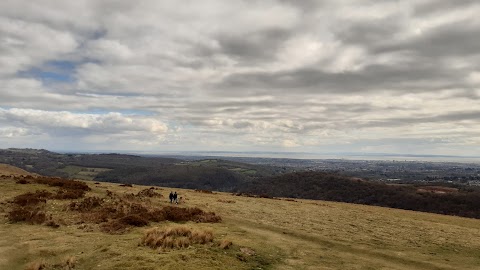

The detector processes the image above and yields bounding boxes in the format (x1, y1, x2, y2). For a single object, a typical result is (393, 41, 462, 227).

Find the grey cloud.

(413, 0, 479, 16)
(217, 62, 462, 94)
(213, 28, 292, 62)
(374, 21, 480, 58)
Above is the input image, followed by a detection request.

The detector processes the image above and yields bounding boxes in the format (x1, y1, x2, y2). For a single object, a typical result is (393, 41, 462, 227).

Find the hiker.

(173, 191, 178, 204)
(169, 191, 174, 203)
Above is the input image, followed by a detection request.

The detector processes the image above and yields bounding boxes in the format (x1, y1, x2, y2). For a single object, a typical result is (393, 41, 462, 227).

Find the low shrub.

(53, 188, 85, 199)
(100, 220, 128, 234)
(15, 179, 29, 184)
(137, 188, 162, 198)
(69, 196, 104, 212)
(119, 214, 149, 226)
(72, 190, 221, 234)
(8, 207, 46, 224)
(161, 206, 221, 223)
(12, 191, 51, 206)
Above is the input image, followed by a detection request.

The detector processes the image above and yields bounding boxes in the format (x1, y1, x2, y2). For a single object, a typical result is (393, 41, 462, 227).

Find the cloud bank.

(1, 0, 479, 155)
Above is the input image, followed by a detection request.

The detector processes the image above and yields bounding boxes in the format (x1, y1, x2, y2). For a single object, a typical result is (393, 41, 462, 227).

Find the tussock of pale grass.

(219, 239, 233, 249)
(217, 199, 236, 203)
(141, 226, 214, 250)
(24, 256, 76, 270)
(63, 255, 76, 270)
(24, 260, 46, 270)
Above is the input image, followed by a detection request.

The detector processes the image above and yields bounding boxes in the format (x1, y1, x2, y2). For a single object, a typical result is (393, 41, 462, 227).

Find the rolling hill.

(1, 165, 480, 269)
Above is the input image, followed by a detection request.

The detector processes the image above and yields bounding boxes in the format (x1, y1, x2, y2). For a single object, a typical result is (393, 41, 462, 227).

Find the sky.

(1, 0, 480, 156)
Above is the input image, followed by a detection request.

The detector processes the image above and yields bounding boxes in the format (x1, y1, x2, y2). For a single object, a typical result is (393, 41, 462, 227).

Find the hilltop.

(1, 165, 480, 269)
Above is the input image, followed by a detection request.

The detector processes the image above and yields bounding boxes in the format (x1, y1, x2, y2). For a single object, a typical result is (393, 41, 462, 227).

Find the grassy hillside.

(1, 165, 480, 269)
(0, 164, 35, 176)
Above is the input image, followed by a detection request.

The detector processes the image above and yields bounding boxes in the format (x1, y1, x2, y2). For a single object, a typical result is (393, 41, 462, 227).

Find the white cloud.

(0, 17, 77, 76)
(0, 108, 168, 148)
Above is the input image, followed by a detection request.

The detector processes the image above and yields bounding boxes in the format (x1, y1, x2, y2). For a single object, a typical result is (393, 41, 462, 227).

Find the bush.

(15, 179, 29, 184)
(137, 188, 162, 197)
(8, 207, 46, 224)
(119, 214, 149, 226)
(69, 196, 104, 212)
(12, 191, 51, 206)
(53, 188, 86, 199)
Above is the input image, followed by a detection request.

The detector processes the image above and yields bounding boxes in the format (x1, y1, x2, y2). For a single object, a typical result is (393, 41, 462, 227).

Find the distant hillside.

(241, 171, 480, 219)
(0, 148, 283, 191)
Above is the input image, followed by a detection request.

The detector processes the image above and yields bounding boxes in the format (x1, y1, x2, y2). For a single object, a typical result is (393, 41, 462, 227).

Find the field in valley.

(1, 164, 480, 270)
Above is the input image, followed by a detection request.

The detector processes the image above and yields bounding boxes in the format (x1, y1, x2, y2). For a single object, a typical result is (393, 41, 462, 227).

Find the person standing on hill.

(169, 191, 174, 203)
(173, 192, 178, 204)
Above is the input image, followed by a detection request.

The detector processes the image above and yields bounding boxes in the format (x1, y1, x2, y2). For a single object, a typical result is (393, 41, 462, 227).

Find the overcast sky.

(1, 0, 480, 156)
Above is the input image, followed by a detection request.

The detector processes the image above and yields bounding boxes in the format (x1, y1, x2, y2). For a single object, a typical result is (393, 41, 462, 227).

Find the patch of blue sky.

(18, 60, 77, 83)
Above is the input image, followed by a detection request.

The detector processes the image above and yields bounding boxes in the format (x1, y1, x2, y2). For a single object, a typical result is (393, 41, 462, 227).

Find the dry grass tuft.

(24, 260, 47, 270)
(24, 256, 76, 270)
(63, 256, 76, 270)
(194, 189, 214, 194)
(141, 226, 214, 250)
(217, 199, 236, 203)
(219, 239, 233, 249)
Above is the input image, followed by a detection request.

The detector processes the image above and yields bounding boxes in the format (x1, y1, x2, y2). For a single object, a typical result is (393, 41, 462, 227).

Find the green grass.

(1, 167, 480, 269)
(58, 165, 111, 180)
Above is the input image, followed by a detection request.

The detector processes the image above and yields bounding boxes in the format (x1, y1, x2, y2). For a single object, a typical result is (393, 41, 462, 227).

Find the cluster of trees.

(240, 171, 480, 219)
(95, 165, 244, 192)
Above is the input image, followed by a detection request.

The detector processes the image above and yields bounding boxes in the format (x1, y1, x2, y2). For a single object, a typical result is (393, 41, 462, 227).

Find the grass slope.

(0, 164, 35, 176)
(1, 166, 480, 269)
